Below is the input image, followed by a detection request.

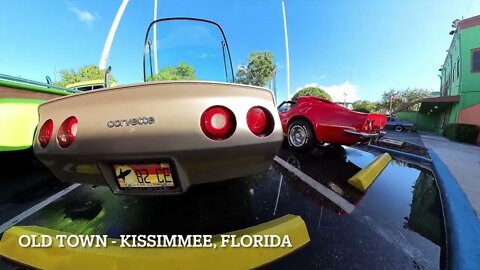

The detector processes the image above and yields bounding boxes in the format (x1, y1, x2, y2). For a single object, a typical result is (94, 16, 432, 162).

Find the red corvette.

(278, 96, 386, 151)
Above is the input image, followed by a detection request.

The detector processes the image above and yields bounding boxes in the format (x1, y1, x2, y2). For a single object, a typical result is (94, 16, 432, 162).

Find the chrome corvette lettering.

(107, 117, 155, 128)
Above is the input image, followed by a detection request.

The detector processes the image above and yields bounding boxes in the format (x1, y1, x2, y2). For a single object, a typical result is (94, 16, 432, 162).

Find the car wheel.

(287, 120, 316, 151)
(394, 125, 404, 132)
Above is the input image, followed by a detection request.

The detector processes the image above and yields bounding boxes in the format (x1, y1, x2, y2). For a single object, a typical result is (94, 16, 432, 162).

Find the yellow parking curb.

(0, 214, 310, 270)
(348, 153, 392, 192)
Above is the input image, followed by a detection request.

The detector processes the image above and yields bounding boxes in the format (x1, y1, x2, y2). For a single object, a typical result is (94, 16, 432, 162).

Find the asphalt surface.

(383, 130, 425, 147)
(0, 145, 446, 269)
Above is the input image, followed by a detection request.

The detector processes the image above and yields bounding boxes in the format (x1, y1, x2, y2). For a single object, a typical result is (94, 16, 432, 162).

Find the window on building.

(473, 49, 480, 72)
(457, 58, 460, 78)
(453, 65, 456, 81)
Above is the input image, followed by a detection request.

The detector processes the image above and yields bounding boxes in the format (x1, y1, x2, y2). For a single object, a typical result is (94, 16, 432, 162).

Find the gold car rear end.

(33, 81, 283, 195)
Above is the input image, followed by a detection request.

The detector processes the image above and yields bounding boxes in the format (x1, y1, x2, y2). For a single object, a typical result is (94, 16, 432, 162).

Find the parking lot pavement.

(0, 155, 71, 227)
(383, 130, 425, 147)
(420, 133, 480, 219)
(0, 145, 446, 269)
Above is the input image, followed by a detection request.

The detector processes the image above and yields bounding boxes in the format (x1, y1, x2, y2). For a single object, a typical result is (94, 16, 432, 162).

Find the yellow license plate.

(113, 162, 175, 189)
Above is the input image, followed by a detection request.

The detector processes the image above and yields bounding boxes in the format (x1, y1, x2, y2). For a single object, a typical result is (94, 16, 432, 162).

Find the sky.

(1, 0, 479, 103)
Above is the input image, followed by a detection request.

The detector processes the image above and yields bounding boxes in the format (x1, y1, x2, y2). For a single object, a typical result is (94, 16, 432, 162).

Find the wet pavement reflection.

(0, 145, 445, 269)
(0, 151, 70, 226)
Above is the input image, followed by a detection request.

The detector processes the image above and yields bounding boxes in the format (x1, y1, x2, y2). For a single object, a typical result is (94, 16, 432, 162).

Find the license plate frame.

(112, 160, 180, 191)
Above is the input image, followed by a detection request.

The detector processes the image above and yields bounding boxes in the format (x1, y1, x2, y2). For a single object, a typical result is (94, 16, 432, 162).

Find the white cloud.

(295, 81, 360, 103)
(187, 52, 215, 59)
(70, 6, 96, 26)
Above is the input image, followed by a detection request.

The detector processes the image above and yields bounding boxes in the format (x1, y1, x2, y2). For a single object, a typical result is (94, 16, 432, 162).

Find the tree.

(55, 65, 116, 87)
(150, 62, 197, 81)
(292, 87, 332, 102)
(352, 100, 378, 113)
(378, 88, 432, 113)
(400, 88, 431, 105)
(377, 89, 401, 113)
(235, 51, 275, 87)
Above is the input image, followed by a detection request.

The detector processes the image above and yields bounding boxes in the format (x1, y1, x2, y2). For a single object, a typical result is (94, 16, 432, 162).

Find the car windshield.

(143, 18, 234, 83)
(278, 102, 294, 112)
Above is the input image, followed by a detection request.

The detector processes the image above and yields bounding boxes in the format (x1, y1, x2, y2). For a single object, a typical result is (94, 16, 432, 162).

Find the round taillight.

(38, 119, 53, 148)
(247, 106, 275, 137)
(57, 116, 78, 148)
(201, 106, 236, 140)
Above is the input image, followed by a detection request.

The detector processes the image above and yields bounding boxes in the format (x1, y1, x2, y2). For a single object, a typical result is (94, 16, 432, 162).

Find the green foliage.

(378, 89, 400, 112)
(378, 88, 432, 113)
(443, 124, 479, 144)
(292, 87, 332, 102)
(352, 100, 378, 113)
(235, 51, 275, 87)
(150, 62, 197, 81)
(55, 65, 116, 87)
(401, 88, 431, 103)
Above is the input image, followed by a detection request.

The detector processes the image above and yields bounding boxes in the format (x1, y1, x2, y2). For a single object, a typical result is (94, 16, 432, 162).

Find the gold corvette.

(33, 81, 282, 195)
(33, 17, 283, 195)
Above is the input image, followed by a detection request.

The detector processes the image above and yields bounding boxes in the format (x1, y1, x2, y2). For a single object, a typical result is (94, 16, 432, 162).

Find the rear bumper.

(344, 130, 386, 139)
(36, 141, 281, 195)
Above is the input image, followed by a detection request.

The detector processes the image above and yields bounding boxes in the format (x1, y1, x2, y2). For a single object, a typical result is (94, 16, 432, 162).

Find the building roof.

(419, 95, 460, 113)
(441, 15, 480, 68)
(422, 95, 460, 103)
(458, 15, 480, 31)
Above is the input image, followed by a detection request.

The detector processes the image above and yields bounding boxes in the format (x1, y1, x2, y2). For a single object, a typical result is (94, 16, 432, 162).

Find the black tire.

(287, 119, 316, 152)
(394, 125, 404, 132)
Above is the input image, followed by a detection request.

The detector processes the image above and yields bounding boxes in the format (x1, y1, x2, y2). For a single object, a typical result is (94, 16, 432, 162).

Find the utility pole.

(343, 92, 347, 107)
(99, 0, 130, 70)
(281, 0, 291, 100)
(272, 70, 278, 103)
(153, 0, 158, 74)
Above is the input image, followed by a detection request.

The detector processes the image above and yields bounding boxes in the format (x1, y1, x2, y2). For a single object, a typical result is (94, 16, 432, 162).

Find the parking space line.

(273, 174, 283, 216)
(0, 184, 81, 234)
(274, 156, 355, 214)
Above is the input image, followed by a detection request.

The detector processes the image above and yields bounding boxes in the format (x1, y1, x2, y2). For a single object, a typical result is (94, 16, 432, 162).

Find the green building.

(397, 15, 480, 143)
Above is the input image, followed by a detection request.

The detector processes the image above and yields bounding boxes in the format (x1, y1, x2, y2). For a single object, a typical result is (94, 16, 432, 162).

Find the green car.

(0, 74, 109, 152)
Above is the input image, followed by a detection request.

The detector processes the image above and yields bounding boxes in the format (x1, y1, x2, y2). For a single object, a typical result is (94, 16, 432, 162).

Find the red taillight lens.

(364, 120, 373, 131)
(38, 119, 53, 148)
(247, 106, 274, 137)
(201, 106, 236, 140)
(57, 116, 78, 148)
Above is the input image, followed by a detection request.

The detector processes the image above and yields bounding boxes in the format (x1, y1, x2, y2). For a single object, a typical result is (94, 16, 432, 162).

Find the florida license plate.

(113, 162, 175, 189)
